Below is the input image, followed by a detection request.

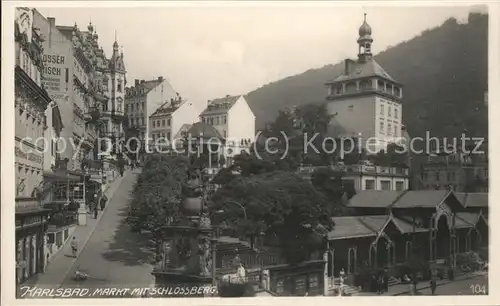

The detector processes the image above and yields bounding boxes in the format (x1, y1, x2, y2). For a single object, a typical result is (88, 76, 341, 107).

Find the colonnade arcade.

(326, 204, 486, 276)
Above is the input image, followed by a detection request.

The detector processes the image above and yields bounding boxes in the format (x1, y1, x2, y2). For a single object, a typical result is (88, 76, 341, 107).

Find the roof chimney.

(141, 80, 145, 84)
(48, 17, 56, 27)
(134, 79, 139, 86)
(158, 76, 163, 82)
(344, 59, 354, 75)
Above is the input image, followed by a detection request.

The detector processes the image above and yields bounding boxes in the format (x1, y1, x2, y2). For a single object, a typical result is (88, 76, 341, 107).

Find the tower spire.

(357, 13, 373, 62)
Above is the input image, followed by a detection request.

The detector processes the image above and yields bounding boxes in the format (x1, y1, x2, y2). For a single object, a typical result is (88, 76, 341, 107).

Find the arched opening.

(405, 241, 412, 261)
(476, 217, 488, 247)
(436, 215, 450, 260)
(348, 247, 357, 274)
(369, 244, 377, 268)
(376, 240, 388, 268)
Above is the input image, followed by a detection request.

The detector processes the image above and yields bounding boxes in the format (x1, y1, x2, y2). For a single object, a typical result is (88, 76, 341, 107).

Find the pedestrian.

(383, 268, 389, 292)
(93, 202, 98, 219)
(412, 274, 418, 295)
(100, 193, 107, 211)
(430, 276, 437, 295)
(70, 237, 78, 257)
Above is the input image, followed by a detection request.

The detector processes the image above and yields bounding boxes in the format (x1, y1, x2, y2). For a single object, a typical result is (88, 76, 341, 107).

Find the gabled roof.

(126, 79, 163, 96)
(454, 192, 489, 208)
(186, 122, 224, 140)
(348, 190, 405, 208)
(391, 216, 428, 233)
(326, 58, 398, 85)
(391, 190, 452, 209)
(150, 99, 189, 117)
(453, 212, 477, 229)
(328, 216, 377, 240)
(200, 95, 241, 116)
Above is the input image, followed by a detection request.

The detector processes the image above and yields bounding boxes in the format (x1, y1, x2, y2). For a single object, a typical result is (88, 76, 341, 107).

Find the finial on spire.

(364, 12, 367, 22)
(115, 30, 117, 42)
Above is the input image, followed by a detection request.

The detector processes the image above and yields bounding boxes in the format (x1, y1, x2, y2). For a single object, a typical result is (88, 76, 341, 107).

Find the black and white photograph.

(2, 1, 495, 303)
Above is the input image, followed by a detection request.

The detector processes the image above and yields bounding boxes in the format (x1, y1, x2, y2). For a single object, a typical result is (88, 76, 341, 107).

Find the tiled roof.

(348, 190, 405, 208)
(456, 212, 480, 228)
(187, 122, 224, 140)
(126, 79, 162, 96)
(391, 190, 450, 209)
(328, 216, 377, 240)
(358, 215, 389, 232)
(455, 192, 489, 208)
(326, 58, 397, 84)
(392, 216, 428, 233)
(150, 99, 188, 117)
(200, 95, 241, 116)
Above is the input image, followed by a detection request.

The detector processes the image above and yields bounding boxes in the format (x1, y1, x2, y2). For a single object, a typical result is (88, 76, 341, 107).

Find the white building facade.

(200, 95, 256, 164)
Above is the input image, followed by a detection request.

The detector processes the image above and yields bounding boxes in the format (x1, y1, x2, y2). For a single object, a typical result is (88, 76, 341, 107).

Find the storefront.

(15, 198, 49, 284)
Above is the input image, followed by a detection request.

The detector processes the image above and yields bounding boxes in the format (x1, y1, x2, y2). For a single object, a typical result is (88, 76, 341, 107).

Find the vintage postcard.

(1, 1, 497, 305)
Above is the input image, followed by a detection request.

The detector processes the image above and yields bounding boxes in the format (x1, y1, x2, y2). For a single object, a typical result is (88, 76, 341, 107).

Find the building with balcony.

(14, 7, 52, 284)
(200, 95, 255, 165)
(418, 140, 488, 192)
(297, 163, 410, 191)
(325, 14, 404, 153)
(125, 77, 180, 152)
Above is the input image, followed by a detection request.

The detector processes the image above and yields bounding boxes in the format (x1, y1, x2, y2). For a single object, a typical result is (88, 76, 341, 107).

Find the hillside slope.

(245, 13, 488, 140)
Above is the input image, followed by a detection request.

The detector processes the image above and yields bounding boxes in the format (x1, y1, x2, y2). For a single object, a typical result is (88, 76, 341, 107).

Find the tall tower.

(325, 14, 404, 153)
(107, 35, 127, 155)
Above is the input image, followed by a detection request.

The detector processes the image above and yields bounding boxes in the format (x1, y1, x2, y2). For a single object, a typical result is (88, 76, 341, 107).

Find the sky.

(34, 3, 485, 111)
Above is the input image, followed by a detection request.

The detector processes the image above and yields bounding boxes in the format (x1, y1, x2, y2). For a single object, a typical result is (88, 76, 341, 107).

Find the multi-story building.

(14, 7, 52, 284)
(125, 77, 179, 151)
(148, 95, 199, 151)
(325, 14, 404, 153)
(297, 164, 410, 191)
(418, 140, 488, 192)
(199, 95, 256, 165)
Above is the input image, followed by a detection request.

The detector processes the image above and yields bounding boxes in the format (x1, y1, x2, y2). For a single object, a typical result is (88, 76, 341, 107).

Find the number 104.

(470, 284, 487, 295)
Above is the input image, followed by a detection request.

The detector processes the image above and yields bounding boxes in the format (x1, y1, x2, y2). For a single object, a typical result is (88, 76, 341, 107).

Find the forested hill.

(245, 12, 488, 139)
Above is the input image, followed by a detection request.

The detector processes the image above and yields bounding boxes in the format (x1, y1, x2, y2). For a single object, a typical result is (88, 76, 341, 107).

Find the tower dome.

(358, 13, 372, 37)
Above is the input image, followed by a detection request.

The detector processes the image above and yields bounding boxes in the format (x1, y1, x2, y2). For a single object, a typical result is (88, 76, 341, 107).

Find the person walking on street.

(430, 276, 437, 295)
(93, 201, 98, 219)
(70, 237, 78, 257)
(100, 192, 107, 211)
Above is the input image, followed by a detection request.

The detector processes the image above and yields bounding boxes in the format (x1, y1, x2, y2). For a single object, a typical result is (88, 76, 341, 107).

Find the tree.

(210, 171, 334, 264)
(371, 143, 409, 167)
(310, 167, 355, 216)
(128, 154, 190, 258)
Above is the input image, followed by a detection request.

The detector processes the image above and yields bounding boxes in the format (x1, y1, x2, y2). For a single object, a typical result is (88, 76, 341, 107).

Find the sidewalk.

(25, 171, 129, 289)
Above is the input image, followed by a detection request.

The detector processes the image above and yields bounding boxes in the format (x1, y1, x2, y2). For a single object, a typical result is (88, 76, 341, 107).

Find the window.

(117, 79, 122, 92)
(387, 123, 392, 135)
(223, 130, 227, 138)
(394, 108, 399, 119)
(379, 121, 384, 134)
(157, 120, 161, 127)
(162, 119, 165, 127)
(435, 171, 440, 181)
(167, 132, 171, 140)
(152, 121, 156, 128)
(167, 118, 171, 126)
(394, 125, 398, 136)
(395, 181, 404, 191)
(380, 104, 385, 115)
(388, 106, 392, 117)
(216, 116, 220, 125)
(381, 181, 391, 191)
(365, 179, 375, 190)
(222, 116, 227, 124)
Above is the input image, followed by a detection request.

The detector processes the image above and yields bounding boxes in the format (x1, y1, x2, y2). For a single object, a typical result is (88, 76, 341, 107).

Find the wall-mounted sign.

(42, 54, 69, 94)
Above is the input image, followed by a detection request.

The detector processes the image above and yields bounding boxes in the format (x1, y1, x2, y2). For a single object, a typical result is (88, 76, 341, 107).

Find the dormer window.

(394, 87, 401, 98)
(117, 79, 122, 92)
(335, 86, 342, 95)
